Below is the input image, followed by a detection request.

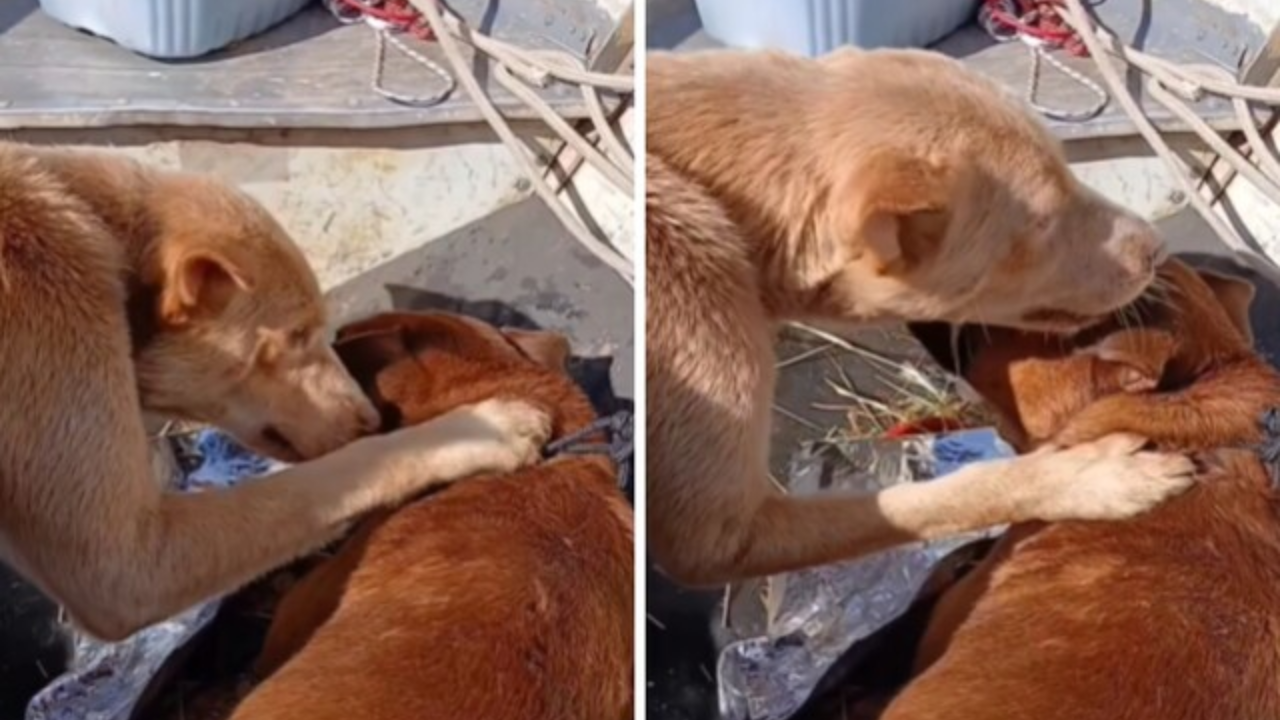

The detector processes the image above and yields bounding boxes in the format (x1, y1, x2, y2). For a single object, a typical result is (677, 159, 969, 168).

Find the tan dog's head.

(811, 51, 1163, 333)
(132, 176, 378, 461)
(330, 312, 585, 438)
(921, 259, 1256, 448)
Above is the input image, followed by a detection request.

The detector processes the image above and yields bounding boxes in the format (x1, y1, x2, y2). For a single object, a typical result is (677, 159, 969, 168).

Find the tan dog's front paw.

(464, 398, 552, 472)
(1017, 433, 1196, 522)
(376, 398, 552, 492)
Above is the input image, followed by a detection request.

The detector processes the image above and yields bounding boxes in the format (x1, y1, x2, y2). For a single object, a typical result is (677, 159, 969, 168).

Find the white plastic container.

(694, 0, 979, 56)
(38, 0, 312, 59)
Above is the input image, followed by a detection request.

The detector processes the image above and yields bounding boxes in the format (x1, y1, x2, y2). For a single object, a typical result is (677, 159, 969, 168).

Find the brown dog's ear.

(333, 326, 410, 385)
(1092, 360, 1160, 394)
(1083, 328, 1177, 394)
(336, 314, 412, 344)
(835, 154, 954, 276)
(502, 328, 570, 371)
(160, 251, 253, 325)
(1198, 268, 1256, 345)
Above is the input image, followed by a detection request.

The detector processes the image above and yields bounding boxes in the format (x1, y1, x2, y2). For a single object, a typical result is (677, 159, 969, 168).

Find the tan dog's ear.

(837, 155, 954, 275)
(502, 328, 571, 372)
(161, 251, 253, 325)
(1197, 268, 1256, 345)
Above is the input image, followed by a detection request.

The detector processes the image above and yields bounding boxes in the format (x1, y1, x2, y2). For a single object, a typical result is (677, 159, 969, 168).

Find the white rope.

(324, 0, 456, 107)
(978, 0, 1109, 122)
(371, 27, 456, 107)
(328, 0, 635, 285)
(1058, 0, 1280, 265)
(1025, 44, 1109, 122)
(408, 0, 634, 286)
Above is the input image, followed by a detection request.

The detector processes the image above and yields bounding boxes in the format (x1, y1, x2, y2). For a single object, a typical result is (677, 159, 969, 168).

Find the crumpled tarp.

(26, 431, 282, 720)
(717, 429, 1013, 720)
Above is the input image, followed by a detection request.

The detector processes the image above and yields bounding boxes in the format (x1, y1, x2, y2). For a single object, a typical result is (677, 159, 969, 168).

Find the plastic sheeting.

(717, 429, 1012, 720)
(26, 431, 282, 720)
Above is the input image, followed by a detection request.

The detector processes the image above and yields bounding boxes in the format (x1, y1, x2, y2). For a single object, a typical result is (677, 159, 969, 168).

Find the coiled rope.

(329, 0, 635, 285)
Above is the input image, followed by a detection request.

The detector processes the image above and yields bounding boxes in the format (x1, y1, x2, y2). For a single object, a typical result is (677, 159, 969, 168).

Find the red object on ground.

(335, 0, 437, 41)
(882, 416, 968, 439)
(982, 0, 1088, 57)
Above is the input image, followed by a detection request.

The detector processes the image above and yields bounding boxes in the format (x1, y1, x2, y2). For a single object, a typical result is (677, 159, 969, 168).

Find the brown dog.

(0, 144, 550, 639)
(646, 48, 1194, 585)
(880, 259, 1280, 720)
(224, 312, 633, 720)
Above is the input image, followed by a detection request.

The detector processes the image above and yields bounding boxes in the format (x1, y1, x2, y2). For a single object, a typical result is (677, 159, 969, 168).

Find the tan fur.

(0, 143, 550, 640)
(645, 49, 1193, 585)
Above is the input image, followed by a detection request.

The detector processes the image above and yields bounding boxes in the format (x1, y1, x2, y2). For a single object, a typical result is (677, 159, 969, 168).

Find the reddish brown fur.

(879, 259, 1280, 720)
(231, 312, 634, 720)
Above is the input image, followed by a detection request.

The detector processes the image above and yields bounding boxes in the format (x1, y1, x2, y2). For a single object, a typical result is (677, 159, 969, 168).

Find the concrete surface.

(5, 123, 635, 292)
(326, 196, 634, 405)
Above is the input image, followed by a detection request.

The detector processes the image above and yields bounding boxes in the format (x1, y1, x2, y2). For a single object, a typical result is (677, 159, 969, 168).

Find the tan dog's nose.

(354, 399, 381, 434)
(1109, 215, 1164, 276)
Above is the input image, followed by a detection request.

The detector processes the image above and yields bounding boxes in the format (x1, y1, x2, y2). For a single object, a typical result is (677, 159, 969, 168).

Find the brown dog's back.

(239, 462, 631, 720)
(882, 260, 1280, 720)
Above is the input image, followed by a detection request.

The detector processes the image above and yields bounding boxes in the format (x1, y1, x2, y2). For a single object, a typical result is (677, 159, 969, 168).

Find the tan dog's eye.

(289, 327, 312, 350)
(253, 329, 291, 370)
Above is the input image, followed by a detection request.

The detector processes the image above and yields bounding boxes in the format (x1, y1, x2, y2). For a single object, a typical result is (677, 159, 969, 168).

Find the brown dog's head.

(131, 175, 378, 461)
(918, 259, 1256, 449)
(810, 51, 1163, 333)
(331, 311, 589, 439)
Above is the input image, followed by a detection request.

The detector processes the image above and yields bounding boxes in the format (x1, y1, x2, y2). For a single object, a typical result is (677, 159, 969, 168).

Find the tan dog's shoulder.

(0, 144, 125, 302)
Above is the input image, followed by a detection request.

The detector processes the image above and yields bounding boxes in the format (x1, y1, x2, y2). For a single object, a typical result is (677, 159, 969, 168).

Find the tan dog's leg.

(0, 229, 547, 641)
(648, 187, 1193, 585)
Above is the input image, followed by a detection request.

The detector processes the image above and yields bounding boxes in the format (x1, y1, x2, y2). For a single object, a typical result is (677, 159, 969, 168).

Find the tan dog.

(225, 312, 632, 720)
(646, 48, 1194, 585)
(0, 143, 549, 640)
(878, 259, 1280, 720)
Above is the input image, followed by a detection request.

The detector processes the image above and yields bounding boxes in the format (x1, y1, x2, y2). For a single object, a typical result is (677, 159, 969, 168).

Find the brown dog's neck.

(534, 382, 603, 447)
(542, 396, 621, 478)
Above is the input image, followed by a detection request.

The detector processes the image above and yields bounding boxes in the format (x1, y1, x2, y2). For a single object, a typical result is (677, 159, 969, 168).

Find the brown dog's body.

(646, 48, 1192, 585)
(0, 144, 548, 639)
(882, 260, 1280, 720)
(227, 312, 633, 720)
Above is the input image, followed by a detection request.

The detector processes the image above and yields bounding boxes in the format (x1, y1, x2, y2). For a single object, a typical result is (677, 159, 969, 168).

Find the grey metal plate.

(0, 0, 620, 129)
(931, 0, 1266, 141)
